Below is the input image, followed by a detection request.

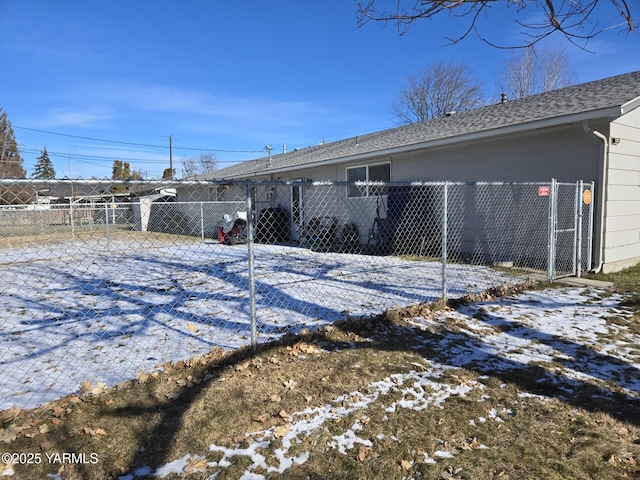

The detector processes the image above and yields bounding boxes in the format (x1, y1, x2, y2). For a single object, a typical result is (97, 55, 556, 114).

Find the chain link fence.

(0, 178, 593, 411)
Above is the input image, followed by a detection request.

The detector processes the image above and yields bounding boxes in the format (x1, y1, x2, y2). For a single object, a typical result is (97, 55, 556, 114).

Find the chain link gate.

(547, 179, 595, 280)
(0, 178, 592, 411)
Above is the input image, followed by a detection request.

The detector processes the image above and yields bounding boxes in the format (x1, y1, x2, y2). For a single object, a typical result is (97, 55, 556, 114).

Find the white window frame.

(346, 162, 391, 198)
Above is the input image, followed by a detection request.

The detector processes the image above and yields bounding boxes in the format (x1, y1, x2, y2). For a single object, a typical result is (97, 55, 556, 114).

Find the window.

(209, 186, 226, 201)
(346, 162, 390, 197)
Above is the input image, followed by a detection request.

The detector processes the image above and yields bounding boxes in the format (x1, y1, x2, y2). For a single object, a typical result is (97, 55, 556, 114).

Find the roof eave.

(621, 95, 640, 114)
(224, 105, 626, 178)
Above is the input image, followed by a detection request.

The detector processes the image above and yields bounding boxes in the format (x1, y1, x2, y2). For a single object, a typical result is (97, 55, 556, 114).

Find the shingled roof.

(207, 70, 640, 179)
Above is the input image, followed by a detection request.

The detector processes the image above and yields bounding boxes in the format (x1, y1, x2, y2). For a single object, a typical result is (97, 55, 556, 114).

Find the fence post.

(575, 181, 583, 277)
(69, 203, 75, 242)
(441, 183, 448, 302)
(547, 179, 557, 281)
(104, 202, 111, 249)
(587, 181, 595, 271)
(246, 182, 257, 350)
(200, 202, 205, 242)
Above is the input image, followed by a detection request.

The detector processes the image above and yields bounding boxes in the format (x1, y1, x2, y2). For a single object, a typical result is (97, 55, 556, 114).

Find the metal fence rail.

(0, 178, 593, 411)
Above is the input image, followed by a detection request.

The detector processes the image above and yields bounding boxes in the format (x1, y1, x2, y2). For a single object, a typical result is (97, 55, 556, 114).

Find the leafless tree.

(497, 45, 576, 100)
(181, 153, 218, 178)
(357, 0, 636, 49)
(392, 61, 484, 124)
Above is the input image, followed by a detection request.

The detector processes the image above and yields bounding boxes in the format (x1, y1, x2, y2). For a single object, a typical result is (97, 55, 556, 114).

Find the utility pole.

(169, 134, 173, 180)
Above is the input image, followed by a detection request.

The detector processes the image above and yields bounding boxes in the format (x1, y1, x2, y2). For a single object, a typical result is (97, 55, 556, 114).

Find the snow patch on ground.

(0, 240, 515, 411)
(2, 240, 638, 479)
(116, 286, 639, 479)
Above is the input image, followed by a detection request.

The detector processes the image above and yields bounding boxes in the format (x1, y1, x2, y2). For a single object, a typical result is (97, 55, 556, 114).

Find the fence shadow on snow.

(113, 294, 640, 477)
(0, 178, 594, 412)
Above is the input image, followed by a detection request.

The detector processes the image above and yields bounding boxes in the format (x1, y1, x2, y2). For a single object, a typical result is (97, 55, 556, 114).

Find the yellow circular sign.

(583, 189, 592, 205)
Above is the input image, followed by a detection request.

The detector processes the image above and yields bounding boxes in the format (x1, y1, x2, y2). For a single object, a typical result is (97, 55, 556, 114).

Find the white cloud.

(67, 80, 370, 146)
(100, 81, 338, 124)
(43, 108, 116, 128)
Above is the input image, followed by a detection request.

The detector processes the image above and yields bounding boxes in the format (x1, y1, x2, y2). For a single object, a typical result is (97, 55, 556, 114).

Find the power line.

(14, 125, 166, 148)
(18, 145, 165, 164)
(18, 144, 245, 165)
(13, 125, 263, 153)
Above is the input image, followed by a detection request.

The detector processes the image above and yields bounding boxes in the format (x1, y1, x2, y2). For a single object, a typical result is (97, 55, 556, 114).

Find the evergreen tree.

(0, 108, 26, 179)
(0, 108, 31, 204)
(112, 160, 144, 192)
(122, 161, 131, 180)
(33, 147, 56, 179)
(113, 159, 145, 180)
(112, 160, 124, 180)
(112, 160, 127, 193)
(162, 167, 175, 180)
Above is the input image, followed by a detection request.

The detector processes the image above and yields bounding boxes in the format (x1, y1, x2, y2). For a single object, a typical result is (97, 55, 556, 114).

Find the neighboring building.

(181, 71, 640, 273)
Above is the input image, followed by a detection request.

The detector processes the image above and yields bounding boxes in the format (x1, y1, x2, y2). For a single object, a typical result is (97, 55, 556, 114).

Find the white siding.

(604, 106, 640, 272)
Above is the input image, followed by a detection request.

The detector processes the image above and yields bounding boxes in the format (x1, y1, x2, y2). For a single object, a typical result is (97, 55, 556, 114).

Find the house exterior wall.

(257, 125, 603, 266)
(603, 106, 640, 272)
(391, 126, 601, 183)
(256, 126, 602, 185)
(391, 125, 606, 272)
(177, 117, 640, 272)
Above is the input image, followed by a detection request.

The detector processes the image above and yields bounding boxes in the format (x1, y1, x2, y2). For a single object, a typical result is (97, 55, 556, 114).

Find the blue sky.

(1, 1, 639, 179)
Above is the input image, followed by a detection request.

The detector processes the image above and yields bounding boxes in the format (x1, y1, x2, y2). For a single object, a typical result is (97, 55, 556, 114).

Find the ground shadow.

(115, 284, 640, 478)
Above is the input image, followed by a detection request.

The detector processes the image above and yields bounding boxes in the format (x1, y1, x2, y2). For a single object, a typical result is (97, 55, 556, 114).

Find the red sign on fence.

(538, 185, 550, 197)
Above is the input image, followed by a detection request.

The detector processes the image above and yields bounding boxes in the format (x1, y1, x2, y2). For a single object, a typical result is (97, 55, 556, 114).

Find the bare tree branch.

(181, 153, 218, 178)
(357, 0, 637, 49)
(392, 61, 484, 124)
(496, 45, 576, 100)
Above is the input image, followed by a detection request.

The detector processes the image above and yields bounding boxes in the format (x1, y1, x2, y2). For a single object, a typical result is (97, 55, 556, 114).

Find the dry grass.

(0, 228, 203, 250)
(2, 268, 640, 479)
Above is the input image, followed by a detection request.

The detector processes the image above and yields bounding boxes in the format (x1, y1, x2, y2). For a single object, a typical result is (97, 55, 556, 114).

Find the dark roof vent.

(501, 92, 508, 104)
